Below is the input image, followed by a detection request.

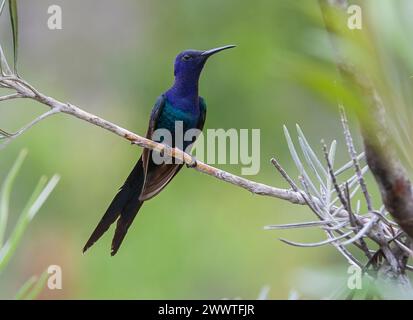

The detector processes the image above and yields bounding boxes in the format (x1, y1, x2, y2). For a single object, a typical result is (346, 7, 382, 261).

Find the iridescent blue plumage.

(84, 45, 235, 255)
(155, 98, 201, 134)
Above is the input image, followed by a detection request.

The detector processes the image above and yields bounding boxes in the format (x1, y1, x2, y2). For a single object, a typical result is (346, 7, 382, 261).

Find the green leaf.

(328, 140, 337, 168)
(296, 125, 327, 177)
(0, 174, 60, 273)
(15, 269, 49, 300)
(0, 149, 27, 247)
(8, 0, 18, 74)
(283, 125, 319, 197)
(0, 0, 6, 16)
(298, 137, 326, 192)
(21, 269, 48, 300)
(0, 43, 11, 76)
(0, 0, 5, 75)
(14, 275, 37, 300)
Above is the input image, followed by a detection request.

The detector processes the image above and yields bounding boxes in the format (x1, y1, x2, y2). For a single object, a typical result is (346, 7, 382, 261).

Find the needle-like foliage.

(0, 150, 60, 299)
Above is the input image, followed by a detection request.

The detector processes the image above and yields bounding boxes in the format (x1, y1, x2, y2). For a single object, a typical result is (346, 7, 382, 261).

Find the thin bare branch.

(270, 158, 299, 192)
(344, 183, 357, 227)
(334, 152, 365, 176)
(279, 230, 353, 248)
(3, 108, 60, 141)
(322, 141, 349, 212)
(0, 93, 22, 102)
(340, 106, 373, 211)
(0, 77, 309, 205)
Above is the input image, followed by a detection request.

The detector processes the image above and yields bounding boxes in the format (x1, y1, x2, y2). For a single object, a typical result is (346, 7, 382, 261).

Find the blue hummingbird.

(83, 45, 236, 255)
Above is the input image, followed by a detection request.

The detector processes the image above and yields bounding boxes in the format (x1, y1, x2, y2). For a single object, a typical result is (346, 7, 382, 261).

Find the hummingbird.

(83, 45, 236, 255)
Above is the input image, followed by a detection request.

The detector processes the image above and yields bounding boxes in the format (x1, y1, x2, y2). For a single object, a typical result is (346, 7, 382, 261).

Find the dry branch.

(0, 75, 305, 205)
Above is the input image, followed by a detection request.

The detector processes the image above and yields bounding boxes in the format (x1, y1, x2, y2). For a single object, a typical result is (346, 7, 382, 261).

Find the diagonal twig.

(340, 106, 373, 211)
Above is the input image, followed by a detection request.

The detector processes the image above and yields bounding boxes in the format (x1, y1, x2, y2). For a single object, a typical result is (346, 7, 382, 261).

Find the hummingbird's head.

(173, 45, 236, 81)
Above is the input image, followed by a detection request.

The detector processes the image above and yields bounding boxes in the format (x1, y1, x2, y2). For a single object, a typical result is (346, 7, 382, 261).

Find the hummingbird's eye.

(182, 54, 192, 61)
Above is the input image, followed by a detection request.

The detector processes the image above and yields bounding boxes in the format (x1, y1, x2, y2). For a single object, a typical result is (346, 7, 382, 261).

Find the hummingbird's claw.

(186, 155, 197, 168)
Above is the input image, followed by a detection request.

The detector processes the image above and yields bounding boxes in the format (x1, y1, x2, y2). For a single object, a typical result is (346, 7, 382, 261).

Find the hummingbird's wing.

(139, 95, 183, 201)
(141, 94, 166, 174)
(139, 96, 206, 201)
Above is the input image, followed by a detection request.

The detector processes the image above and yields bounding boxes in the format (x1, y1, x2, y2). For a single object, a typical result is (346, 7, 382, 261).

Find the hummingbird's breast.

(156, 98, 200, 134)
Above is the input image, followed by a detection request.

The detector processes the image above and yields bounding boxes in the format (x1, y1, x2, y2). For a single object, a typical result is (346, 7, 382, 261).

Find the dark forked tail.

(83, 158, 145, 256)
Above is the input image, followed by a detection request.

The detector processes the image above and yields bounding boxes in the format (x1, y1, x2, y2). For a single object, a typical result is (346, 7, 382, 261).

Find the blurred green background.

(0, 0, 412, 299)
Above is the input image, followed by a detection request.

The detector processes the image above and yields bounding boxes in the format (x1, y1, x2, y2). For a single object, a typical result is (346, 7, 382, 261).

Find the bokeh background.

(0, 0, 412, 299)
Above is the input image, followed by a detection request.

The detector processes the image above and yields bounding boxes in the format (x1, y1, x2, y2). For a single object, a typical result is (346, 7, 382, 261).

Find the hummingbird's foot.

(186, 155, 197, 168)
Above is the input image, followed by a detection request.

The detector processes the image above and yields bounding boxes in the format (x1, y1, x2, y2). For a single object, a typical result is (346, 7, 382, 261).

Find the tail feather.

(83, 158, 145, 254)
(111, 193, 143, 256)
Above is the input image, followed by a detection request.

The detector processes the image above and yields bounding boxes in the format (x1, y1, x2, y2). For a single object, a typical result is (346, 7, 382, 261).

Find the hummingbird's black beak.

(201, 45, 236, 58)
